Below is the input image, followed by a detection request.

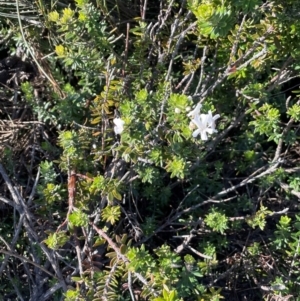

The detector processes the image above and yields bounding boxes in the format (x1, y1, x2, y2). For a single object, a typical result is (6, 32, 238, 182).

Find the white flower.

(113, 117, 125, 135)
(186, 101, 220, 140)
(175, 108, 181, 114)
(191, 111, 220, 141)
(191, 114, 213, 140)
(187, 102, 202, 118)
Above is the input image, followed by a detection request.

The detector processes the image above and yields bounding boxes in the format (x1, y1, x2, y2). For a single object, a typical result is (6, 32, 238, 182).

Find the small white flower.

(187, 102, 202, 118)
(191, 113, 214, 140)
(113, 117, 125, 135)
(175, 108, 181, 114)
(186, 101, 220, 140)
(191, 111, 220, 141)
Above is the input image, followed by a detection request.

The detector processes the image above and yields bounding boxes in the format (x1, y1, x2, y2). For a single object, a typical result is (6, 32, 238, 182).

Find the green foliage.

(64, 288, 85, 301)
(246, 204, 272, 230)
(69, 210, 89, 227)
(58, 130, 79, 157)
(273, 215, 292, 249)
(88, 175, 105, 194)
(49, 1, 114, 91)
(126, 244, 206, 299)
(101, 205, 121, 225)
(247, 242, 261, 256)
(37, 161, 65, 208)
(137, 165, 160, 184)
(288, 176, 300, 192)
(43, 231, 69, 250)
(165, 157, 188, 179)
(39, 161, 58, 183)
(57, 129, 94, 171)
(42, 183, 63, 204)
(200, 287, 225, 301)
(3, 0, 300, 299)
(127, 244, 154, 273)
(21, 81, 58, 123)
(230, 0, 261, 13)
(153, 288, 180, 301)
(205, 209, 228, 234)
(287, 103, 300, 121)
(189, 0, 235, 38)
(249, 103, 281, 142)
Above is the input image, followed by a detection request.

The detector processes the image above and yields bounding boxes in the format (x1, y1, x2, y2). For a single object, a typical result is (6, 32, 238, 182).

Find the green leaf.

(169, 290, 176, 301)
(163, 287, 169, 299)
(287, 104, 300, 121)
(89, 175, 105, 194)
(112, 189, 122, 201)
(165, 157, 187, 179)
(43, 232, 69, 250)
(205, 209, 228, 234)
(101, 205, 121, 225)
(69, 210, 89, 227)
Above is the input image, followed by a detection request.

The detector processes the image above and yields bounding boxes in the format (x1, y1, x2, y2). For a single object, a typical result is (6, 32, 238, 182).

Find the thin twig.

(0, 163, 67, 291)
(187, 245, 213, 260)
(277, 181, 300, 199)
(39, 282, 63, 301)
(27, 166, 40, 206)
(216, 160, 282, 198)
(272, 98, 300, 163)
(0, 248, 56, 278)
(0, 214, 24, 275)
(138, 195, 236, 244)
(194, 26, 274, 99)
(194, 45, 208, 94)
(229, 14, 247, 65)
(128, 271, 136, 301)
(7, 268, 25, 301)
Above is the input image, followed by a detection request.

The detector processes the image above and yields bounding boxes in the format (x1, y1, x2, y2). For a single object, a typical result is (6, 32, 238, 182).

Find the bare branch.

(0, 248, 56, 278)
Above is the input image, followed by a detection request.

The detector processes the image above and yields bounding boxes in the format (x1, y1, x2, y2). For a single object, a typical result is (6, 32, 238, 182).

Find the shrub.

(1, 0, 300, 300)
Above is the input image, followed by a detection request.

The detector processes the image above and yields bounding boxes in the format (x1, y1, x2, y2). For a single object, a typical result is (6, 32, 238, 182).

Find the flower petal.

(113, 118, 125, 127)
(192, 129, 201, 138)
(187, 103, 202, 118)
(200, 131, 208, 140)
(113, 118, 125, 134)
(213, 114, 220, 121)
